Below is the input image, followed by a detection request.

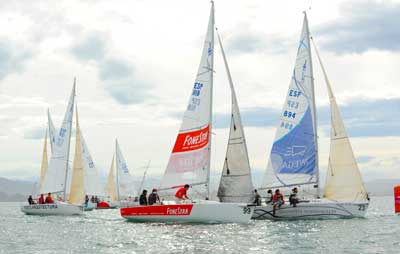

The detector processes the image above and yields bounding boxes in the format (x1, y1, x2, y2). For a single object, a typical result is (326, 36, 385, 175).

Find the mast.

(304, 12, 320, 197)
(206, 0, 215, 200)
(138, 160, 151, 195)
(115, 139, 120, 201)
(63, 77, 76, 200)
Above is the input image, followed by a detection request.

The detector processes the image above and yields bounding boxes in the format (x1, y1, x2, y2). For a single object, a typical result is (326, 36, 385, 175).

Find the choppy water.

(0, 196, 399, 254)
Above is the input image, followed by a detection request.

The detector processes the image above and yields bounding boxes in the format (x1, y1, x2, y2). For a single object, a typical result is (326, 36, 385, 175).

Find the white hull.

(252, 199, 369, 220)
(21, 202, 83, 216)
(121, 200, 254, 224)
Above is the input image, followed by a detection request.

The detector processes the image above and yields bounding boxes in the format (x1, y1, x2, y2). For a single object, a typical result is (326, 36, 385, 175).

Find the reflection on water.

(0, 196, 399, 254)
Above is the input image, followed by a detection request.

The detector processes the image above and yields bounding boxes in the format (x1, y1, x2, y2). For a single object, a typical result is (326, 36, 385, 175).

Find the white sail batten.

(216, 30, 254, 203)
(159, 3, 214, 198)
(116, 140, 137, 199)
(41, 82, 75, 196)
(105, 154, 118, 201)
(261, 14, 318, 192)
(39, 130, 48, 192)
(311, 39, 368, 202)
(69, 107, 85, 205)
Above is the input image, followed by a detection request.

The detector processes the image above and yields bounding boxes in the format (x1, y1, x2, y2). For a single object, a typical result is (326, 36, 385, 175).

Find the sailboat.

(21, 80, 83, 216)
(101, 140, 137, 208)
(253, 13, 369, 220)
(120, 2, 254, 224)
(216, 30, 254, 203)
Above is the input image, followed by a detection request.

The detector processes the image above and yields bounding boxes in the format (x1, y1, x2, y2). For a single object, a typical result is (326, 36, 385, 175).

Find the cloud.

(70, 32, 108, 61)
(315, 0, 400, 54)
(357, 155, 375, 164)
(0, 39, 33, 80)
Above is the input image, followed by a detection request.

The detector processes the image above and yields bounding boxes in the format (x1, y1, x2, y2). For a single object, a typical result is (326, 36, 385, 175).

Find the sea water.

(0, 196, 398, 254)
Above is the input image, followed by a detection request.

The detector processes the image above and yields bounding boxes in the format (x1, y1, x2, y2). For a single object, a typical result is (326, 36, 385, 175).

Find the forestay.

(262, 14, 319, 191)
(216, 31, 254, 203)
(116, 140, 137, 199)
(312, 39, 368, 202)
(159, 3, 214, 198)
(41, 83, 75, 196)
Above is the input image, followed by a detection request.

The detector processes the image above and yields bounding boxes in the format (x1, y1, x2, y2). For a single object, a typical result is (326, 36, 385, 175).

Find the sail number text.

(188, 82, 204, 111)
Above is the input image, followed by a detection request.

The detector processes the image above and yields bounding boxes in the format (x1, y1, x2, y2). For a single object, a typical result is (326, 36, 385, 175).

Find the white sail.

(48, 109, 56, 153)
(41, 81, 75, 197)
(69, 107, 85, 205)
(80, 131, 104, 196)
(159, 3, 214, 198)
(116, 140, 136, 199)
(39, 130, 48, 192)
(261, 14, 319, 194)
(216, 31, 254, 203)
(105, 154, 118, 201)
(312, 39, 368, 202)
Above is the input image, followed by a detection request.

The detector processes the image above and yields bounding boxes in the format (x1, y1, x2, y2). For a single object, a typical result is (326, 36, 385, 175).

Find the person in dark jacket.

(289, 187, 299, 207)
(139, 190, 148, 206)
(253, 189, 261, 206)
(148, 189, 160, 205)
(28, 195, 34, 205)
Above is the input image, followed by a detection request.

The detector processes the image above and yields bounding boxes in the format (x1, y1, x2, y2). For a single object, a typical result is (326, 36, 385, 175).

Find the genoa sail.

(312, 39, 368, 202)
(116, 140, 136, 199)
(69, 107, 85, 205)
(39, 130, 48, 191)
(105, 154, 118, 202)
(216, 31, 254, 203)
(41, 82, 75, 196)
(261, 14, 319, 192)
(159, 3, 214, 199)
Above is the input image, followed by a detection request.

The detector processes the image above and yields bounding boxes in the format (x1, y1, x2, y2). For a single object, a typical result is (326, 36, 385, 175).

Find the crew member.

(28, 195, 34, 205)
(148, 189, 160, 205)
(38, 194, 45, 204)
(272, 189, 284, 216)
(253, 189, 261, 206)
(175, 184, 190, 200)
(289, 187, 299, 207)
(265, 189, 273, 205)
(45, 193, 54, 204)
(139, 190, 148, 206)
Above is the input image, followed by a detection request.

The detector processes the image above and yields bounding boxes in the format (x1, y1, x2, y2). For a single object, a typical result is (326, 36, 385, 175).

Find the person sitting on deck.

(28, 195, 35, 205)
(45, 193, 54, 204)
(38, 194, 45, 204)
(148, 189, 160, 205)
(289, 187, 299, 207)
(175, 184, 190, 201)
(272, 189, 284, 216)
(253, 189, 261, 206)
(265, 189, 273, 205)
(139, 190, 148, 206)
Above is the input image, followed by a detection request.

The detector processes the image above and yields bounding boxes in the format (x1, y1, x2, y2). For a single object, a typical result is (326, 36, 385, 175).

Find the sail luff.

(39, 129, 48, 192)
(63, 78, 75, 200)
(216, 30, 254, 203)
(47, 109, 56, 153)
(68, 105, 85, 205)
(105, 154, 117, 202)
(311, 38, 368, 202)
(115, 140, 120, 201)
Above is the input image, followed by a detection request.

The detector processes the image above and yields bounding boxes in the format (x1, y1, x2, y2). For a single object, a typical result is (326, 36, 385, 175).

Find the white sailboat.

(216, 30, 254, 203)
(21, 80, 83, 216)
(253, 13, 369, 220)
(120, 2, 254, 224)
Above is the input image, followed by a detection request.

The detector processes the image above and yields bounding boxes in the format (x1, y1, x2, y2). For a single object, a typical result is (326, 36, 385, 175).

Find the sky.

(0, 0, 399, 187)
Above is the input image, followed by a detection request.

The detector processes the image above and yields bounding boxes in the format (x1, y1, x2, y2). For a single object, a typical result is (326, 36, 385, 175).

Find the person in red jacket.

(38, 194, 45, 204)
(45, 193, 54, 204)
(175, 184, 190, 200)
(272, 189, 284, 216)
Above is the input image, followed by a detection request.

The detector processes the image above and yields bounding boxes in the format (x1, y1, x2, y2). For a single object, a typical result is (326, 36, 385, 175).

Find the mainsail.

(48, 109, 56, 153)
(105, 154, 118, 201)
(159, 3, 214, 199)
(312, 39, 368, 202)
(69, 107, 85, 205)
(39, 130, 48, 191)
(261, 13, 319, 193)
(216, 31, 254, 203)
(41, 81, 75, 197)
(116, 140, 136, 199)
(81, 132, 104, 196)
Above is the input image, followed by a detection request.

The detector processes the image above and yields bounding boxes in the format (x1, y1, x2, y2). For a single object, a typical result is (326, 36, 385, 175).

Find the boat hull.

(252, 199, 369, 220)
(20, 202, 84, 216)
(120, 201, 254, 224)
(96, 201, 118, 209)
(83, 202, 97, 211)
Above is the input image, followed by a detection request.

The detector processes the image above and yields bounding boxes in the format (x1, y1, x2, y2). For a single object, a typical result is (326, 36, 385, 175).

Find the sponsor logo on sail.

(172, 125, 209, 153)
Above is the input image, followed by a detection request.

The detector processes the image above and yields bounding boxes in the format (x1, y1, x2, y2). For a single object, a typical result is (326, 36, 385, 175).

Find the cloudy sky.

(0, 0, 399, 187)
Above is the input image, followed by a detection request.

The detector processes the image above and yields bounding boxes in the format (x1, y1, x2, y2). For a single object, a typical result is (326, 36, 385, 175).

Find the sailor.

(175, 184, 190, 201)
(265, 189, 273, 205)
(272, 189, 284, 216)
(289, 187, 299, 207)
(45, 193, 54, 204)
(38, 194, 45, 204)
(28, 195, 34, 205)
(253, 189, 261, 206)
(148, 189, 160, 205)
(139, 189, 148, 206)
(85, 195, 89, 207)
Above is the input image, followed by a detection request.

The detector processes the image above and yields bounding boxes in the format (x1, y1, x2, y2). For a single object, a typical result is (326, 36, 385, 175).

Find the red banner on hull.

(120, 204, 194, 216)
(172, 125, 209, 153)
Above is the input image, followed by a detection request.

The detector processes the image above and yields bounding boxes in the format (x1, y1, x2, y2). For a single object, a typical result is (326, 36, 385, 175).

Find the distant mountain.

(0, 177, 35, 202)
(365, 179, 400, 197)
